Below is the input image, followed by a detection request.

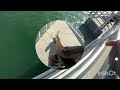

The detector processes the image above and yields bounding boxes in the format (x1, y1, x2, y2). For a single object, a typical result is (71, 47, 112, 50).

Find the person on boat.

(106, 40, 120, 78)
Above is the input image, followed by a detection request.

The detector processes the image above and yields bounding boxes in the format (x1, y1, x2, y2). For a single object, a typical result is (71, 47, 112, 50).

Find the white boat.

(33, 11, 120, 79)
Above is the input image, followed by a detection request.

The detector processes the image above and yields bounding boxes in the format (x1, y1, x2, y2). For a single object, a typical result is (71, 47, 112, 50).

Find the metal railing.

(88, 11, 118, 33)
(35, 21, 56, 43)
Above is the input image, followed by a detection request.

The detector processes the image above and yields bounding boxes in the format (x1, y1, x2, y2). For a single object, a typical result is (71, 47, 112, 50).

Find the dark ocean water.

(0, 11, 88, 78)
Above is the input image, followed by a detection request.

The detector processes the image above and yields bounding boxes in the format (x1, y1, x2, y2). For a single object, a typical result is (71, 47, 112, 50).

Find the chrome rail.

(35, 21, 56, 43)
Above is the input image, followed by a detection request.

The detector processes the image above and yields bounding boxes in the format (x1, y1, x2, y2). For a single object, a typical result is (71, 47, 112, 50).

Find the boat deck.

(35, 20, 81, 66)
